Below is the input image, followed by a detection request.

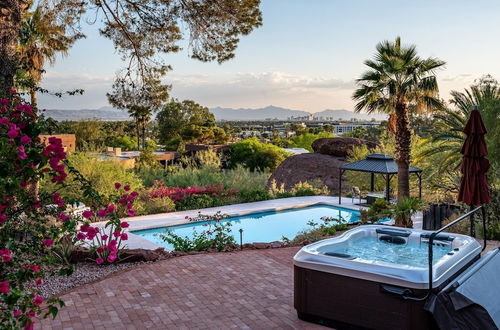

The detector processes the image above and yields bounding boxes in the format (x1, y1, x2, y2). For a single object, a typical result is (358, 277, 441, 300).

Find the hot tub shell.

(293, 225, 482, 330)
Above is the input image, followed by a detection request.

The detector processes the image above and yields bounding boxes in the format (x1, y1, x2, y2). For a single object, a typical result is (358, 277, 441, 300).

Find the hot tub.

(293, 225, 482, 330)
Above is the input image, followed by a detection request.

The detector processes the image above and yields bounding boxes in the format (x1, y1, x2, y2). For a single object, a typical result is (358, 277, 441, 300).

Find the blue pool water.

(132, 205, 360, 249)
(327, 237, 451, 267)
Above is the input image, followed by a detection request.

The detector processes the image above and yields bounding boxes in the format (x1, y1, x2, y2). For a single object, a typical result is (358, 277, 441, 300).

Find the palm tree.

(17, 6, 83, 106)
(353, 37, 445, 202)
(421, 75, 500, 173)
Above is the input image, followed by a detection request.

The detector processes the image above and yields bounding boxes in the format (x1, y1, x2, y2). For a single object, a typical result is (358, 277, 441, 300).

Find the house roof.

(341, 153, 422, 174)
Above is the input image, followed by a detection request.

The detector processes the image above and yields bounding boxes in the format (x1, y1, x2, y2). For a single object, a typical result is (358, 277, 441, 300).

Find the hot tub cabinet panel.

(293, 225, 482, 330)
(294, 266, 436, 330)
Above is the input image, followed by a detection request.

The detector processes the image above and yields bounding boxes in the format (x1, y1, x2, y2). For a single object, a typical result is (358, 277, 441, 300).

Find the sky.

(39, 0, 500, 112)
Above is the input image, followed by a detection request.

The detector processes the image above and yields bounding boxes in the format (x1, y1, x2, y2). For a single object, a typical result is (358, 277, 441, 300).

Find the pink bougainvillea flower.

(33, 296, 43, 305)
(126, 202, 133, 209)
(58, 213, 69, 222)
(24, 320, 34, 330)
(118, 198, 126, 205)
(127, 210, 135, 217)
(0, 213, 6, 224)
(96, 246, 105, 254)
(120, 233, 128, 240)
(120, 222, 130, 228)
(7, 124, 18, 139)
(107, 204, 115, 214)
(76, 232, 86, 240)
(43, 238, 53, 248)
(114, 182, 121, 189)
(113, 231, 121, 238)
(35, 278, 44, 286)
(26, 310, 35, 318)
(124, 185, 131, 191)
(96, 257, 104, 265)
(0, 281, 9, 293)
(0, 117, 9, 125)
(80, 225, 89, 232)
(107, 253, 117, 263)
(13, 310, 22, 317)
(20, 135, 31, 145)
(17, 146, 27, 160)
(82, 210, 93, 219)
(101, 234, 108, 241)
(29, 265, 40, 273)
(97, 209, 107, 217)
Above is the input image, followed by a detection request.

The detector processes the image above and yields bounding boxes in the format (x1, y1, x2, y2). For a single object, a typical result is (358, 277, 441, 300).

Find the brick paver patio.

(40, 247, 324, 329)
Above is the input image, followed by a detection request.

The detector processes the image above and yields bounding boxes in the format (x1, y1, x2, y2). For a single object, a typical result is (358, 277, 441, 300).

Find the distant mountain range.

(44, 105, 386, 122)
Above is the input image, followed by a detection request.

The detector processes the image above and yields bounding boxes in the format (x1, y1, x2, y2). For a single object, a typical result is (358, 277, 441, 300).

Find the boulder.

(267, 153, 346, 191)
(312, 137, 377, 157)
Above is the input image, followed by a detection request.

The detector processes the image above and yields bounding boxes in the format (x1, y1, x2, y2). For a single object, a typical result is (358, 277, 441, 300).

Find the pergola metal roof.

(338, 153, 422, 204)
(340, 153, 422, 174)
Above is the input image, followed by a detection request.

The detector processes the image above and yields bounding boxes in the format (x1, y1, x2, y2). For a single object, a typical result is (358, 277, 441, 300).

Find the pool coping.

(98, 196, 368, 250)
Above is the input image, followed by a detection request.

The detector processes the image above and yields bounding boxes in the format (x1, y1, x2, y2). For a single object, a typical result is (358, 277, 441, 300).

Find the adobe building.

(39, 134, 77, 153)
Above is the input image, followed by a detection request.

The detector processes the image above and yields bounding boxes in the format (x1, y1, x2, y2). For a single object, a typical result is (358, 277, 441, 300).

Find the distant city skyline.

(39, 0, 500, 112)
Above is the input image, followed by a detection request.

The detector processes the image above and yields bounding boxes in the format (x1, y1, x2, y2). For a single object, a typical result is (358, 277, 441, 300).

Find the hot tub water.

(325, 236, 452, 268)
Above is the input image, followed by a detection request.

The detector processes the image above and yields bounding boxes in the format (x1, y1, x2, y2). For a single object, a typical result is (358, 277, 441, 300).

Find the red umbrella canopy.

(457, 109, 490, 206)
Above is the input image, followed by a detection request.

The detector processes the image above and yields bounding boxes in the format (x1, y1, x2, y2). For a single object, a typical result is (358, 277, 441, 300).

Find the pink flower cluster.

(144, 182, 236, 202)
(0, 249, 12, 262)
(41, 137, 67, 182)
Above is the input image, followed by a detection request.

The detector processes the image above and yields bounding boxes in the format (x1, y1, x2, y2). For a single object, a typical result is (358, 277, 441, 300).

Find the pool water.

(326, 236, 452, 268)
(132, 205, 360, 249)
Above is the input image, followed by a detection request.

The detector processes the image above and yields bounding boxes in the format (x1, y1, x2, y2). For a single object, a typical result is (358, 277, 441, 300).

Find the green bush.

(40, 153, 143, 208)
(290, 132, 333, 152)
(176, 194, 217, 211)
(238, 189, 272, 203)
(136, 167, 168, 187)
(228, 137, 290, 171)
(291, 180, 330, 196)
(360, 198, 392, 224)
(159, 212, 235, 252)
(134, 196, 175, 215)
(283, 217, 350, 245)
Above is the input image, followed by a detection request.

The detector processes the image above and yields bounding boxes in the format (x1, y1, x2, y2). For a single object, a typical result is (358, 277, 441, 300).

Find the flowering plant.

(0, 90, 83, 329)
(144, 181, 236, 202)
(75, 183, 138, 264)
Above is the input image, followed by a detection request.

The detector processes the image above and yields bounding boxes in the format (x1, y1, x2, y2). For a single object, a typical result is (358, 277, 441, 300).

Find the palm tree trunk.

(0, 0, 30, 89)
(395, 102, 411, 202)
(30, 88, 37, 107)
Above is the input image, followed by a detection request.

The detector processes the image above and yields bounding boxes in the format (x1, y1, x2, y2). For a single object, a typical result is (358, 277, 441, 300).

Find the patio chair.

(351, 186, 361, 203)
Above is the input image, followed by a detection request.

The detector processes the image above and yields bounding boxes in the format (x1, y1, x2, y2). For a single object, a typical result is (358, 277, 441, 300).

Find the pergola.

(338, 153, 422, 204)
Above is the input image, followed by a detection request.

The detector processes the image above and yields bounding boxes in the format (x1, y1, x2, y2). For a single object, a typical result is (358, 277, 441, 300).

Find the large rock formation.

(267, 153, 346, 191)
(312, 137, 377, 157)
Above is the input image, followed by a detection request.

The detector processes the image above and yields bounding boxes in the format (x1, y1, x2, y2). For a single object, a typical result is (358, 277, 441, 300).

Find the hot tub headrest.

(420, 233, 455, 242)
(375, 228, 411, 237)
(379, 235, 407, 245)
(324, 252, 355, 260)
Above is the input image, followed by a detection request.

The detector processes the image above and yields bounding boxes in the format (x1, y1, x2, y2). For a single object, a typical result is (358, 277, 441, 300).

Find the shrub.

(290, 132, 333, 152)
(228, 137, 290, 171)
(159, 212, 235, 252)
(392, 197, 425, 228)
(134, 196, 175, 215)
(176, 194, 216, 211)
(360, 198, 392, 224)
(283, 217, 349, 245)
(41, 153, 143, 209)
(291, 180, 330, 196)
(136, 167, 168, 187)
(238, 189, 272, 203)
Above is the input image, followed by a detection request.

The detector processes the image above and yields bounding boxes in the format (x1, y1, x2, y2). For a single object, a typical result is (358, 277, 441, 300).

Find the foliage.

(0, 91, 90, 328)
(135, 146, 160, 170)
(40, 153, 143, 209)
(108, 76, 169, 150)
(283, 217, 349, 245)
(175, 194, 218, 211)
(353, 36, 445, 201)
(238, 189, 271, 203)
(156, 99, 229, 148)
(16, 5, 83, 104)
(134, 195, 175, 216)
(343, 125, 382, 142)
(289, 132, 333, 152)
(144, 181, 235, 202)
(111, 135, 137, 151)
(392, 197, 425, 228)
(228, 137, 290, 171)
(291, 180, 330, 196)
(360, 198, 392, 224)
(160, 212, 236, 252)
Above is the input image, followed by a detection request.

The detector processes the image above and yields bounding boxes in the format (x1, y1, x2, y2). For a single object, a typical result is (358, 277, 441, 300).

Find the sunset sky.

(39, 0, 500, 112)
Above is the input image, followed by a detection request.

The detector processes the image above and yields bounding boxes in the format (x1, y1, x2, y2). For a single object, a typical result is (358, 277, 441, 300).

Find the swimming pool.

(132, 205, 361, 249)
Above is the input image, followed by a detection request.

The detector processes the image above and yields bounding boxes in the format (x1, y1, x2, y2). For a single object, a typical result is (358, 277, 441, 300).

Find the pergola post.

(338, 169, 343, 204)
(370, 173, 375, 192)
(418, 172, 422, 200)
(385, 174, 390, 201)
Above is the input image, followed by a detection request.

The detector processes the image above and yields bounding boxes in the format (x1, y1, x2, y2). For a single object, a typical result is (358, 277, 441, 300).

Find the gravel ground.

(39, 261, 147, 298)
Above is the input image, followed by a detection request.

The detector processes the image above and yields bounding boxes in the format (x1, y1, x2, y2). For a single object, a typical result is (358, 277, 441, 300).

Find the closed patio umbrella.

(457, 106, 490, 236)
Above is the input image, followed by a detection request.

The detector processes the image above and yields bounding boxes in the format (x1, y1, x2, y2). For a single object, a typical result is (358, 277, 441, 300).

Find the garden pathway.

(40, 247, 324, 329)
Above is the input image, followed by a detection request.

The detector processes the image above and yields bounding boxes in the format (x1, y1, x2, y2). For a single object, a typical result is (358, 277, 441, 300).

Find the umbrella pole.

(470, 205, 475, 237)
